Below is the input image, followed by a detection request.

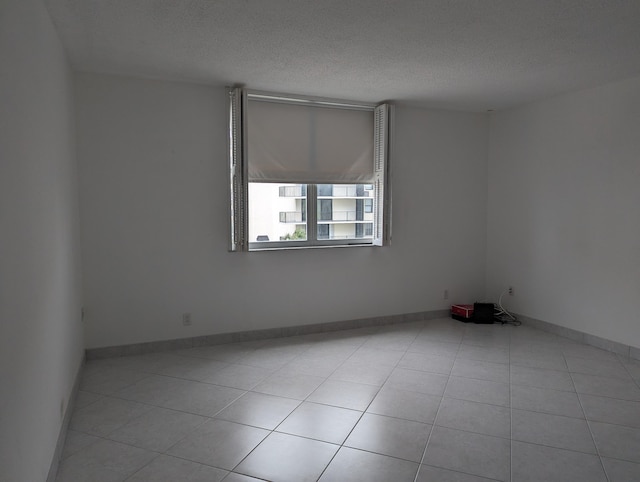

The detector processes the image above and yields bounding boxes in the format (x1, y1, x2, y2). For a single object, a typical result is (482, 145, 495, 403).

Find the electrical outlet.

(508, 286, 514, 296)
(444, 289, 449, 300)
(182, 313, 192, 326)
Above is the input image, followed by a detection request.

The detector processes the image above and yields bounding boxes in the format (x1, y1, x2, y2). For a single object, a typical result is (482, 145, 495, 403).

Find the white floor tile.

(345, 413, 431, 462)
(511, 409, 596, 453)
(235, 432, 338, 482)
(307, 379, 379, 411)
(126, 455, 228, 482)
(276, 401, 362, 444)
(55, 439, 156, 482)
(319, 447, 419, 482)
(57, 320, 640, 482)
(435, 398, 510, 438)
(107, 407, 207, 451)
(167, 419, 269, 470)
(69, 396, 152, 437)
(423, 426, 510, 481)
(215, 391, 300, 429)
(367, 387, 441, 424)
(511, 441, 606, 482)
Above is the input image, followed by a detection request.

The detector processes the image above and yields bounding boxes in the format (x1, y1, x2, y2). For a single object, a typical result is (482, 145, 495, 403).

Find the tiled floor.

(57, 318, 640, 482)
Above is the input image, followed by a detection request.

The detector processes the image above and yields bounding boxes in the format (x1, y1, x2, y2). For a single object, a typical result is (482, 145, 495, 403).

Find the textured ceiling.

(44, 0, 640, 111)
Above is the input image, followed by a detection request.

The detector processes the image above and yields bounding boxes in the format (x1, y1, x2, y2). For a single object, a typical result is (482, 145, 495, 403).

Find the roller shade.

(247, 97, 374, 183)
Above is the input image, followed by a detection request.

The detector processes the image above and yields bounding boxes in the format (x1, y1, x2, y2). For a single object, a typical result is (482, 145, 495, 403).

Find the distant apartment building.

(248, 183, 374, 242)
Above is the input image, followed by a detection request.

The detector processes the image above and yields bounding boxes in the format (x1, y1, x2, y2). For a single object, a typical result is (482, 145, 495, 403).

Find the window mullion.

(306, 184, 318, 244)
(227, 86, 247, 251)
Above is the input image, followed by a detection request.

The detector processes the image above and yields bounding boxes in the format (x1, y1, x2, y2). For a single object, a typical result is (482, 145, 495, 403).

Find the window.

(228, 88, 391, 251)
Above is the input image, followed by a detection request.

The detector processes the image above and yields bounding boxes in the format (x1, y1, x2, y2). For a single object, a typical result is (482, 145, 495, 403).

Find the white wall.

(75, 73, 489, 348)
(0, 1, 84, 481)
(487, 75, 640, 348)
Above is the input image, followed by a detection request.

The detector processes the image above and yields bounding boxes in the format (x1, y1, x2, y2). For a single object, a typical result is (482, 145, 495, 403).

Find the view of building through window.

(248, 183, 374, 243)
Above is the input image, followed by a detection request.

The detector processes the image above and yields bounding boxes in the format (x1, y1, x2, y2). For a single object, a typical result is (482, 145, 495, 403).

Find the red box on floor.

(451, 304, 474, 320)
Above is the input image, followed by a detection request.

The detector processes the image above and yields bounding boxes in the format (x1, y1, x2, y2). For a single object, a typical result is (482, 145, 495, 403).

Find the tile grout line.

(565, 355, 611, 482)
(413, 330, 464, 482)
(64, 323, 455, 480)
(314, 323, 427, 481)
(69, 390, 235, 478)
(120, 452, 164, 482)
(75, 382, 630, 469)
(509, 325, 513, 482)
(64, 320, 639, 482)
(617, 353, 640, 392)
(227, 324, 381, 481)
(75, 354, 271, 479)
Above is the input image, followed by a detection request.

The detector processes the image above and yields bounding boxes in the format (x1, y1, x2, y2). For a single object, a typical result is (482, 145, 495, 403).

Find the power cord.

(494, 289, 521, 326)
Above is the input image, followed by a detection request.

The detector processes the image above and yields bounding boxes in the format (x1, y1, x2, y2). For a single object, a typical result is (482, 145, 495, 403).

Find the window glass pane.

(247, 182, 373, 247)
(249, 183, 307, 242)
(356, 199, 364, 220)
(319, 199, 333, 221)
(318, 224, 330, 240)
(318, 184, 333, 196)
(365, 223, 373, 236)
(316, 183, 374, 240)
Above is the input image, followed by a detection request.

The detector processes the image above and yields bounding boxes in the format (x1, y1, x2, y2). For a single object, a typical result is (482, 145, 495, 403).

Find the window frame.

(227, 87, 392, 252)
